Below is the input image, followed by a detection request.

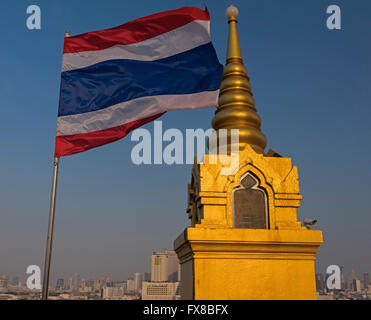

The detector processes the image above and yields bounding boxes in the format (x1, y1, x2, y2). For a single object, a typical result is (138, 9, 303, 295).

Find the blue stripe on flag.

(58, 43, 223, 117)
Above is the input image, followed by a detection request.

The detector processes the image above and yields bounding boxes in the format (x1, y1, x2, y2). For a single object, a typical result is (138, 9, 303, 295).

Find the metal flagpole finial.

(65, 30, 70, 37)
(226, 5, 239, 21)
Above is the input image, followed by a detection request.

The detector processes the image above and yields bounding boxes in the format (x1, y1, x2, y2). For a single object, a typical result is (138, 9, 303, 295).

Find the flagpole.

(41, 157, 60, 300)
(41, 30, 70, 300)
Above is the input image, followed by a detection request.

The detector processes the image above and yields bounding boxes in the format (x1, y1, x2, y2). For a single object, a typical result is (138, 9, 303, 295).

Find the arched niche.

(232, 172, 269, 229)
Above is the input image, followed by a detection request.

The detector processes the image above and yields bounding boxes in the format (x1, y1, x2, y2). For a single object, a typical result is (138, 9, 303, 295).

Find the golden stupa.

(174, 5, 323, 300)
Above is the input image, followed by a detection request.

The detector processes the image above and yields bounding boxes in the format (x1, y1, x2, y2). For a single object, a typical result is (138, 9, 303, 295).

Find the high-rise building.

(121, 281, 127, 293)
(315, 274, 325, 293)
(167, 252, 179, 282)
(126, 278, 135, 293)
(352, 279, 361, 292)
(151, 251, 179, 282)
(347, 270, 357, 290)
(67, 277, 73, 290)
(363, 273, 370, 289)
(151, 253, 168, 282)
(134, 273, 143, 293)
(144, 272, 151, 281)
(56, 278, 65, 290)
(73, 273, 81, 289)
(340, 266, 345, 290)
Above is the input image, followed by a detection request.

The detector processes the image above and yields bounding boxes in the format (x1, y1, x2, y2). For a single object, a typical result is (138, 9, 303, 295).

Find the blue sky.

(0, 0, 370, 283)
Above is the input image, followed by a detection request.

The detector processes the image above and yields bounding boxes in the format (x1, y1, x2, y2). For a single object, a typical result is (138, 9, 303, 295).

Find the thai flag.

(55, 6, 223, 157)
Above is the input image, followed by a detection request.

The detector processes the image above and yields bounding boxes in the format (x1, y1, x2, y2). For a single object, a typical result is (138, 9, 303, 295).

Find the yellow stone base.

(174, 227, 323, 300)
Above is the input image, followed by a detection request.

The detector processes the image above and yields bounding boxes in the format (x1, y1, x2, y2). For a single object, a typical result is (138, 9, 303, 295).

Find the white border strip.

(57, 90, 219, 136)
(62, 20, 210, 72)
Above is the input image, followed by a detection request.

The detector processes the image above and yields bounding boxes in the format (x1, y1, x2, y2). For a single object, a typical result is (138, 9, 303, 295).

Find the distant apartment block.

(142, 281, 180, 300)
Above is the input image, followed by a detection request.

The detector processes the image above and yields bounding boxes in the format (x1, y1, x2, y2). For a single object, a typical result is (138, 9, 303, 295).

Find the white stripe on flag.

(56, 90, 219, 136)
(62, 20, 210, 72)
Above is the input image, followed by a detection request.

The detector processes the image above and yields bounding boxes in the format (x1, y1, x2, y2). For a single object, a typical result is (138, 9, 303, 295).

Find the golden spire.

(211, 5, 267, 154)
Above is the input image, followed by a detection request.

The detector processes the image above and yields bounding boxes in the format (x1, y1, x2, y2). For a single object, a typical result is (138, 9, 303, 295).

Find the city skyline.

(1, 250, 370, 300)
(0, 248, 183, 300)
(1, 0, 371, 283)
(2, 243, 371, 289)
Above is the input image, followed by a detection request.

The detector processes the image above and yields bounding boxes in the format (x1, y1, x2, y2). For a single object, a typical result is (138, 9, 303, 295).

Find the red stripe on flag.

(55, 113, 165, 157)
(63, 7, 210, 54)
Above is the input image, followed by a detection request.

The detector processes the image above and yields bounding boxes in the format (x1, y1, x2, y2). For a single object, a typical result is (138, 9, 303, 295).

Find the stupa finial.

(212, 5, 267, 154)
